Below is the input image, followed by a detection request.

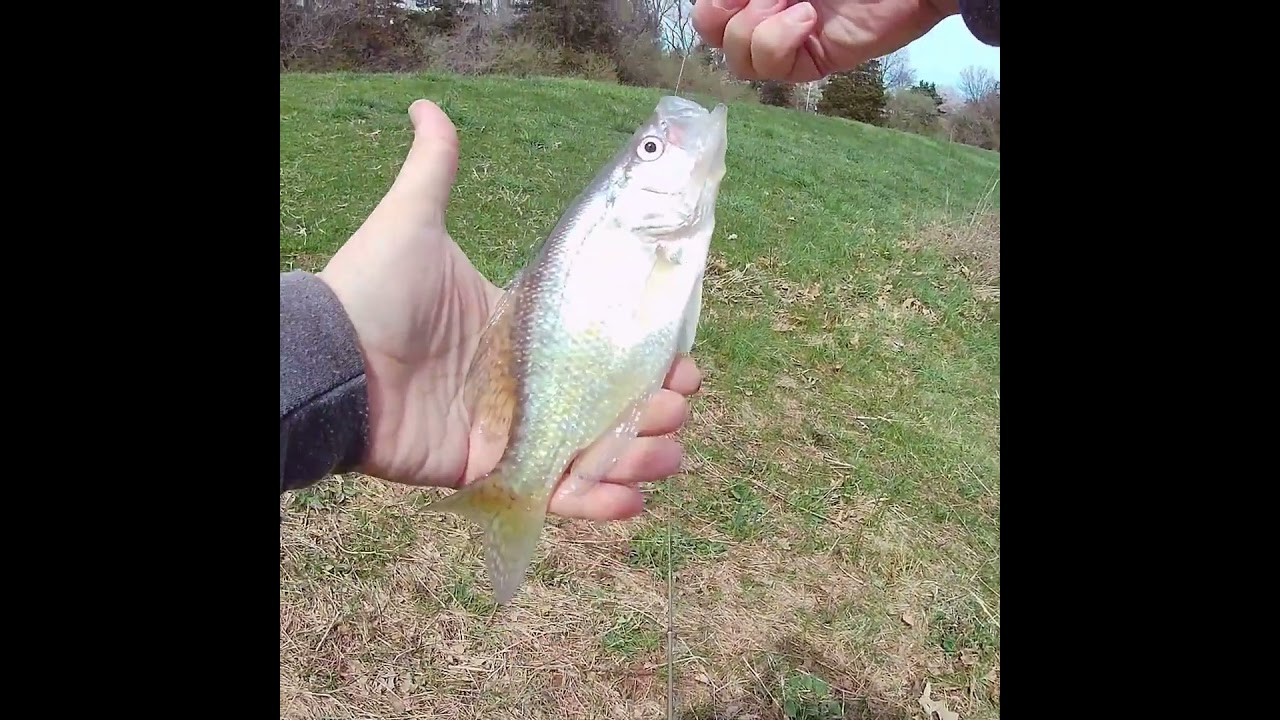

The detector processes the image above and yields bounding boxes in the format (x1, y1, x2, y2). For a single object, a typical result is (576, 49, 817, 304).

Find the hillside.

(280, 73, 1001, 720)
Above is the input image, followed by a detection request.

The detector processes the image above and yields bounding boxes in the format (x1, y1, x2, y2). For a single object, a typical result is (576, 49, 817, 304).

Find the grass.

(280, 72, 1000, 720)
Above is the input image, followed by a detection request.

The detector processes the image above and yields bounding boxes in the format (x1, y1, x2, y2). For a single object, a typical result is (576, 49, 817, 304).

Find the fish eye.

(636, 136, 664, 161)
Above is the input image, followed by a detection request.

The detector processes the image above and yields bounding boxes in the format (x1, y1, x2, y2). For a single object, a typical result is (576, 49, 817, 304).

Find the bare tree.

(280, 0, 364, 69)
(664, 0, 697, 55)
(880, 48, 916, 91)
(618, 1, 664, 34)
(620, 0, 694, 54)
(425, 6, 522, 76)
(944, 67, 1001, 150)
(958, 65, 998, 104)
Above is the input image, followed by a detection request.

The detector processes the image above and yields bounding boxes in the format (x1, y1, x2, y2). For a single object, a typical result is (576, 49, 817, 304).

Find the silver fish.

(427, 95, 730, 604)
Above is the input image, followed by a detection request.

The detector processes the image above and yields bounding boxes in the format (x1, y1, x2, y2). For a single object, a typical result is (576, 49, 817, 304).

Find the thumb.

(385, 99, 460, 219)
(751, 3, 822, 81)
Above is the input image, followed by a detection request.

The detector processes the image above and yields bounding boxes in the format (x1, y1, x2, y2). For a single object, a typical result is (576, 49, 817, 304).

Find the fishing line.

(665, 43, 689, 720)
(675, 50, 688, 96)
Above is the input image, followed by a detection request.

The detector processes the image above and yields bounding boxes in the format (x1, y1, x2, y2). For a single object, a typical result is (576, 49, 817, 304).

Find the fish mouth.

(656, 96, 728, 189)
(692, 103, 728, 186)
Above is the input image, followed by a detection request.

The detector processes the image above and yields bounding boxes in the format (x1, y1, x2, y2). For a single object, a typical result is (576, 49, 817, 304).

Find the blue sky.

(903, 15, 1000, 89)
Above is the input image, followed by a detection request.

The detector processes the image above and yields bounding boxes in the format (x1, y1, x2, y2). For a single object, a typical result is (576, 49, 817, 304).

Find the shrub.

(512, 0, 620, 57)
(613, 35, 756, 103)
(422, 11, 513, 76)
(280, 0, 756, 105)
(560, 50, 619, 83)
(488, 38, 565, 78)
(943, 104, 999, 151)
(282, 0, 455, 72)
(885, 89, 941, 135)
(758, 80, 794, 108)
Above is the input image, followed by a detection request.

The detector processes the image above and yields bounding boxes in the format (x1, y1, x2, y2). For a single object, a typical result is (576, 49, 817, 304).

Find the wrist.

(315, 269, 384, 473)
(279, 271, 372, 491)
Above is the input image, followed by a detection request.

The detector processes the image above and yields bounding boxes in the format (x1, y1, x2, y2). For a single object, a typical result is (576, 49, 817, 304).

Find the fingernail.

(712, 0, 748, 10)
(785, 1, 815, 23)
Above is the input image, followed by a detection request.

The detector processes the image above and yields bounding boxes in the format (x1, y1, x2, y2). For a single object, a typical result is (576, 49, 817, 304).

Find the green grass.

(280, 72, 1000, 720)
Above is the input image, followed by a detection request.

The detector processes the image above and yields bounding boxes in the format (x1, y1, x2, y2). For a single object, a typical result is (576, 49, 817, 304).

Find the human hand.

(692, 0, 959, 82)
(317, 100, 703, 522)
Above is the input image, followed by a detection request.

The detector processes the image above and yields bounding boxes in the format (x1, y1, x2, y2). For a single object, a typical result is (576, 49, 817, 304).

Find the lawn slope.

(280, 72, 1000, 720)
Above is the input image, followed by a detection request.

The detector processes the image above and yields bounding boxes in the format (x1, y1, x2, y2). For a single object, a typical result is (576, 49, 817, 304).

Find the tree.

(910, 80, 944, 110)
(947, 67, 1000, 151)
(886, 90, 941, 135)
(514, 0, 620, 55)
(280, 0, 362, 69)
(816, 58, 887, 125)
(614, 0, 695, 53)
(758, 80, 794, 108)
(958, 65, 998, 104)
(662, 0, 697, 55)
(880, 48, 915, 91)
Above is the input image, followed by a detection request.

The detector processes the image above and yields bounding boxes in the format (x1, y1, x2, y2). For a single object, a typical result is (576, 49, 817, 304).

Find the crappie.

(427, 95, 730, 604)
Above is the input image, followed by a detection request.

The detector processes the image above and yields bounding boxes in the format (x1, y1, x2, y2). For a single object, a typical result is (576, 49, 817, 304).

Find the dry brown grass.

(913, 211, 1000, 302)
(281, 250, 1001, 718)
(280, 481, 996, 718)
(281, 476, 997, 719)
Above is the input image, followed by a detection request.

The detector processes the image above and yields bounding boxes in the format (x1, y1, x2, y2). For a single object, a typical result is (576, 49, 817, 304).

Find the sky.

(903, 15, 1000, 90)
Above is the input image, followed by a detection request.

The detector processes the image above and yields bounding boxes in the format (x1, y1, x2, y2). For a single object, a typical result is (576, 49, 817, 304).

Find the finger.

(385, 99, 460, 219)
(722, 0, 788, 80)
(751, 2, 821, 81)
(692, 0, 748, 48)
(604, 436, 684, 485)
(638, 390, 691, 438)
(550, 482, 646, 521)
(664, 355, 703, 396)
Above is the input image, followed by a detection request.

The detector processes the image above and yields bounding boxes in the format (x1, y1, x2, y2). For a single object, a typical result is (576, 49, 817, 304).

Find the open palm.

(317, 100, 701, 522)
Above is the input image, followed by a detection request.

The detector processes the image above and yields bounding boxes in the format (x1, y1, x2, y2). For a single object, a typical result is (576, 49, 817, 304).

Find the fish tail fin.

(426, 468, 548, 605)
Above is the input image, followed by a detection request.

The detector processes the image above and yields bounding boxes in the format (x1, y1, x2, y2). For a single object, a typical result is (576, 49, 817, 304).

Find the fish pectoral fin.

(464, 270, 527, 450)
(676, 271, 705, 355)
(426, 469, 547, 605)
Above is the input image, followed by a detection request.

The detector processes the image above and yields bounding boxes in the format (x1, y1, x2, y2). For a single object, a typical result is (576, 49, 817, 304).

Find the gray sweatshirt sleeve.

(280, 271, 370, 495)
(957, 0, 1000, 46)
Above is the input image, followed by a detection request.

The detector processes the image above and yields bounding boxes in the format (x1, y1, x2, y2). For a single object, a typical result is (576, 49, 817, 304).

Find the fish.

(426, 95, 730, 604)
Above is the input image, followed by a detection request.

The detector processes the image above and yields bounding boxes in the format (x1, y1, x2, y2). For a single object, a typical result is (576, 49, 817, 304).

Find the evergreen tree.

(910, 80, 944, 109)
(816, 59, 886, 125)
